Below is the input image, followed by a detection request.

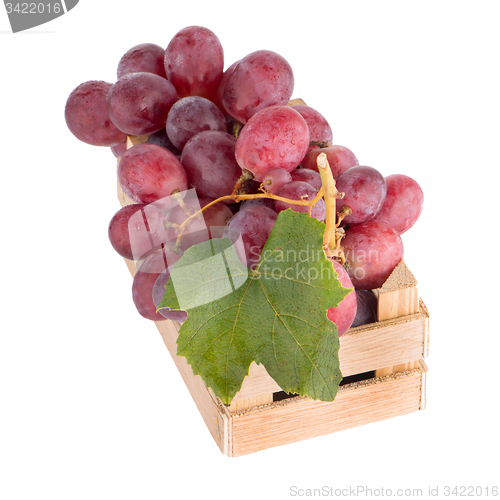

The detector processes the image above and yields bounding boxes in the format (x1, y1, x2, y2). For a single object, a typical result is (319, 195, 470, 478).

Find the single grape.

(223, 205, 278, 269)
(210, 60, 238, 112)
(342, 220, 404, 290)
(132, 248, 174, 321)
(274, 181, 326, 222)
(351, 289, 378, 328)
(372, 174, 424, 234)
(65, 81, 127, 147)
(292, 105, 333, 143)
(108, 203, 168, 261)
(111, 141, 127, 158)
(165, 196, 233, 252)
(335, 166, 387, 225)
(261, 168, 293, 194)
(290, 168, 322, 190)
(164, 26, 224, 98)
(239, 198, 276, 211)
(235, 105, 310, 181)
(222, 50, 294, 124)
(117, 43, 167, 79)
(327, 260, 357, 336)
(107, 72, 178, 136)
(166, 96, 226, 151)
(147, 128, 182, 156)
(118, 143, 188, 204)
(301, 145, 359, 178)
(152, 269, 188, 323)
(181, 131, 241, 202)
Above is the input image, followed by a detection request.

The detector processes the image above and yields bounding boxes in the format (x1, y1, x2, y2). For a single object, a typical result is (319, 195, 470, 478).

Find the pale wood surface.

(123, 258, 231, 454)
(373, 260, 425, 378)
(155, 319, 232, 455)
(374, 260, 419, 322)
(377, 286, 419, 321)
(228, 361, 279, 411)
(230, 367, 425, 456)
(126, 134, 150, 148)
(122, 248, 429, 419)
(222, 305, 429, 407)
(288, 98, 307, 106)
(117, 177, 136, 207)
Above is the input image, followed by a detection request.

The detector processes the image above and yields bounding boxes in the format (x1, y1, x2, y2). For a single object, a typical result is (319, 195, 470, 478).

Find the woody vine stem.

(169, 152, 349, 263)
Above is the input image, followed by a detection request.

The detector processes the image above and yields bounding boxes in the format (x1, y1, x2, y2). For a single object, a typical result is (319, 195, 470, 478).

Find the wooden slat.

(374, 260, 419, 322)
(230, 368, 424, 456)
(222, 307, 429, 408)
(117, 176, 136, 207)
(123, 252, 429, 411)
(288, 98, 307, 106)
(340, 308, 428, 375)
(155, 319, 232, 455)
(228, 362, 279, 411)
(126, 134, 150, 149)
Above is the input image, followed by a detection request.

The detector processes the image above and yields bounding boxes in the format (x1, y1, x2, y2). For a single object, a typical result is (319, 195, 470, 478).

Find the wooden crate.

(117, 183, 429, 457)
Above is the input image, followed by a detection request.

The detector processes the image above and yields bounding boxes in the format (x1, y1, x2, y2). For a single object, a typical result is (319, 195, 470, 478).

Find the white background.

(1, 1, 499, 499)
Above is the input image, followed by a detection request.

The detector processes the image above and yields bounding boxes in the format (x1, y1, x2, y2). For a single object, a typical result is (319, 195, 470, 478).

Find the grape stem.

(169, 154, 344, 256)
(171, 189, 321, 253)
(316, 153, 346, 264)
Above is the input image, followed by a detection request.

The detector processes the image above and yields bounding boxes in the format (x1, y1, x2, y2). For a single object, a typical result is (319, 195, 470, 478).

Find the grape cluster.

(65, 26, 424, 336)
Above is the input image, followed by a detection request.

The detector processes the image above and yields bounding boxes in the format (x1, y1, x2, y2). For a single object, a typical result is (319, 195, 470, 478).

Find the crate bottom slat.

(230, 366, 426, 457)
(154, 317, 427, 457)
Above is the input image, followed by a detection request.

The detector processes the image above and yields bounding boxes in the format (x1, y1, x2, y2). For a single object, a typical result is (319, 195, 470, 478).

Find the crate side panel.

(155, 320, 231, 455)
(225, 310, 428, 408)
(340, 312, 428, 376)
(231, 370, 423, 456)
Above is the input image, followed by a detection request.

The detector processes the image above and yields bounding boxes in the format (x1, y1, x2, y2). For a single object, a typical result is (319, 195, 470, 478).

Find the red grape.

(147, 128, 182, 156)
(235, 105, 310, 181)
(351, 289, 378, 327)
(111, 141, 127, 158)
(165, 195, 233, 252)
(239, 198, 276, 211)
(335, 166, 387, 225)
(327, 260, 357, 336)
(301, 145, 359, 178)
(274, 181, 326, 221)
(164, 26, 224, 98)
(117, 43, 167, 79)
(108, 203, 168, 261)
(372, 174, 424, 234)
(290, 168, 322, 190)
(223, 205, 278, 269)
(222, 50, 294, 123)
(166, 96, 226, 151)
(118, 143, 188, 204)
(65, 81, 127, 147)
(261, 168, 293, 194)
(181, 131, 241, 202)
(132, 248, 172, 321)
(211, 61, 238, 112)
(107, 72, 178, 135)
(342, 220, 404, 290)
(292, 105, 333, 143)
(153, 269, 188, 323)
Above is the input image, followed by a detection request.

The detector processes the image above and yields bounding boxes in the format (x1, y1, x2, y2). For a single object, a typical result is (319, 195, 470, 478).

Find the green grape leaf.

(158, 209, 351, 404)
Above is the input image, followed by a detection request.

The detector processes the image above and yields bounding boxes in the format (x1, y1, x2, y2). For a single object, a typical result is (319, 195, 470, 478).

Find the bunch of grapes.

(65, 26, 424, 337)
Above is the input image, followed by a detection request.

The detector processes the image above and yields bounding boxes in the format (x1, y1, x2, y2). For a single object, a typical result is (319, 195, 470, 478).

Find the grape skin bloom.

(235, 105, 310, 181)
